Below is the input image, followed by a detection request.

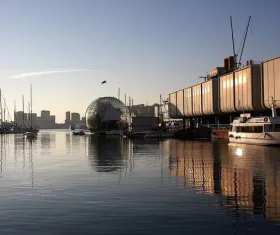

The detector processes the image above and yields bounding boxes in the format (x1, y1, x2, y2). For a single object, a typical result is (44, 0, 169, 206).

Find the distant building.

(71, 112, 80, 124)
(37, 110, 55, 129)
(41, 110, 50, 120)
(27, 113, 38, 128)
(65, 111, 71, 124)
(154, 103, 169, 120)
(50, 115, 55, 124)
(14, 111, 28, 127)
(130, 104, 155, 117)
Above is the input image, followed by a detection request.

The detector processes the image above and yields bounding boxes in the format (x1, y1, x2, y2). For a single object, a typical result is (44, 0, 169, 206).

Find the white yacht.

(229, 101, 280, 145)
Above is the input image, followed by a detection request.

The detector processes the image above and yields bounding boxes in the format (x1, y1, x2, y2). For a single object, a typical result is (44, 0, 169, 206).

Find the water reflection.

(169, 140, 280, 224)
(40, 132, 51, 155)
(87, 136, 132, 172)
(65, 132, 71, 153)
(27, 137, 34, 187)
(0, 135, 7, 178)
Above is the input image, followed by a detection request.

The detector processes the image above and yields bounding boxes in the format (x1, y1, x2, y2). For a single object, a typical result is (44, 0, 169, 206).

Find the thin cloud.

(9, 69, 97, 79)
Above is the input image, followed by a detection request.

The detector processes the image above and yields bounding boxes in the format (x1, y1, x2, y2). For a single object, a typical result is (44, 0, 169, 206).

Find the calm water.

(1, 130, 280, 234)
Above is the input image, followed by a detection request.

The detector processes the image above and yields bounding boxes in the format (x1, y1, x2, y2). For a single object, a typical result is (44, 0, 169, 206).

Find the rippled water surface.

(1, 130, 280, 234)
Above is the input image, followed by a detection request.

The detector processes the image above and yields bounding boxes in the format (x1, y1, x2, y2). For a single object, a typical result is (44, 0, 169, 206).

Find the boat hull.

(228, 132, 280, 146)
(24, 132, 38, 138)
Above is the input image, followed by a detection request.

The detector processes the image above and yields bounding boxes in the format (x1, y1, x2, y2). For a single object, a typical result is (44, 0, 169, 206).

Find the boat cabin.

(231, 114, 280, 133)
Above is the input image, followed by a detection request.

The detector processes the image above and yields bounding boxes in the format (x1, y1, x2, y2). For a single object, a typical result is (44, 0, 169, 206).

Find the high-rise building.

(65, 111, 71, 123)
(41, 110, 50, 120)
(71, 112, 80, 124)
(50, 115, 55, 124)
(14, 111, 28, 127)
(27, 113, 38, 128)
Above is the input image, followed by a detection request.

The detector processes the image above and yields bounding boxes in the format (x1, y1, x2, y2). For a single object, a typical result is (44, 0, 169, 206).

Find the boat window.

(264, 124, 273, 132)
(274, 124, 280, 132)
(265, 124, 280, 132)
(235, 125, 263, 133)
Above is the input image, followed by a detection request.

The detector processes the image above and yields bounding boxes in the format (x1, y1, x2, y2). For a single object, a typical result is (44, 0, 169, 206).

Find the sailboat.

(24, 85, 39, 138)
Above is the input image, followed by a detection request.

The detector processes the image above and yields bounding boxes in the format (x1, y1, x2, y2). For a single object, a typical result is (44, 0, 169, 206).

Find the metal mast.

(230, 16, 237, 69)
(0, 89, 2, 123)
(238, 16, 251, 66)
(30, 84, 33, 129)
(22, 95, 25, 128)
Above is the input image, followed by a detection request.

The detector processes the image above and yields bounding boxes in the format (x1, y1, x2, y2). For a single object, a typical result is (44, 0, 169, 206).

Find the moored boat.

(228, 97, 280, 146)
(25, 131, 37, 138)
(228, 115, 280, 145)
(228, 99, 280, 146)
(73, 130, 85, 136)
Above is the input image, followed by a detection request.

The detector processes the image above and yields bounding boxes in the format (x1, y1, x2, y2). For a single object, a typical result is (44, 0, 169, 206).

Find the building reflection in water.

(169, 140, 280, 224)
(65, 132, 71, 154)
(86, 136, 133, 173)
(40, 133, 51, 155)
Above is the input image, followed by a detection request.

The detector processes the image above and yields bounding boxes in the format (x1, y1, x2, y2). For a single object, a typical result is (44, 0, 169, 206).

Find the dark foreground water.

(1, 130, 280, 234)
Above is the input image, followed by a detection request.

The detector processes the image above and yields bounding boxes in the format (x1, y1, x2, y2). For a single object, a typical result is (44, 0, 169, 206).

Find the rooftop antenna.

(238, 16, 251, 66)
(230, 16, 237, 69)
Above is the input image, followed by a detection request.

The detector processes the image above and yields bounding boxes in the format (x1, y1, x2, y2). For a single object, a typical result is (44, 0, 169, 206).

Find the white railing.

(198, 124, 232, 130)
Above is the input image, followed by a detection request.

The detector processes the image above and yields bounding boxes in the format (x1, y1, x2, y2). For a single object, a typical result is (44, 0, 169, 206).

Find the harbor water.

(1, 130, 280, 234)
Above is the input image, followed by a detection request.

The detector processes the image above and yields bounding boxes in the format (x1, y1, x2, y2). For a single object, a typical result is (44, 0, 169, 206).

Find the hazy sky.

(0, 0, 279, 123)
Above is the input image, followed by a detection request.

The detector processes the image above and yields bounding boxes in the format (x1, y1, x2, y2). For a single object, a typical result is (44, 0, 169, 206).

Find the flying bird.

(101, 80, 107, 85)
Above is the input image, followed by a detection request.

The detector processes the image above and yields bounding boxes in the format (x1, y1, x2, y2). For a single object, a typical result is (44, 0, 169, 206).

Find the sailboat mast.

(28, 102, 30, 120)
(30, 84, 32, 129)
(14, 100, 17, 126)
(0, 89, 2, 123)
(22, 95, 25, 128)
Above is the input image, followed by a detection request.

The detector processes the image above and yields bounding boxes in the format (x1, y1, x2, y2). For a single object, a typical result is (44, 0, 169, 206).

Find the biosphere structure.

(85, 97, 130, 132)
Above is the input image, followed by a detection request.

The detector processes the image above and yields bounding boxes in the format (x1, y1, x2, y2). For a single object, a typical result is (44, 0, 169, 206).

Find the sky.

(0, 0, 279, 123)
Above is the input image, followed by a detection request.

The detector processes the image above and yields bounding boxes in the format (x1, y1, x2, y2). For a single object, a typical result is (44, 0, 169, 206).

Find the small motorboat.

(24, 131, 38, 138)
(73, 130, 85, 136)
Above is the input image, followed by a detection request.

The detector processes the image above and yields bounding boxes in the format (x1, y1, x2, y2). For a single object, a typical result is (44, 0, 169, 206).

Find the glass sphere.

(85, 97, 130, 132)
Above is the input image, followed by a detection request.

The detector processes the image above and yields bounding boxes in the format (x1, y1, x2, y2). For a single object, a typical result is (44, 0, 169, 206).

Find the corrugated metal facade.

(219, 73, 236, 113)
(202, 80, 214, 115)
(234, 64, 264, 112)
(168, 92, 177, 118)
(234, 66, 253, 111)
(192, 84, 203, 116)
(184, 87, 192, 116)
(176, 90, 184, 117)
(263, 57, 280, 109)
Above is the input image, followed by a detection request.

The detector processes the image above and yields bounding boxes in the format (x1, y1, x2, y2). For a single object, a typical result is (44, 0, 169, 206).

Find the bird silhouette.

(101, 80, 107, 85)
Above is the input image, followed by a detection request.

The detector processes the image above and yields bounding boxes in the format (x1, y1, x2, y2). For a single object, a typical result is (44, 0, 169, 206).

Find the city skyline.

(0, 0, 279, 123)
